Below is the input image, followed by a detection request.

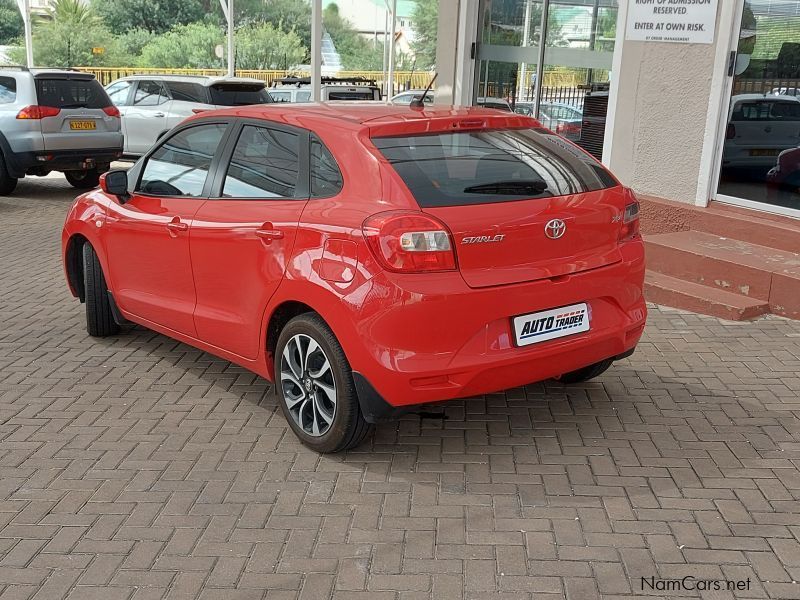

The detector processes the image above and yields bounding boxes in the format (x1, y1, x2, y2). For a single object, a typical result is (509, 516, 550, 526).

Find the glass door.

(475, 0, 618, 160)
(716, 0, 800, 218)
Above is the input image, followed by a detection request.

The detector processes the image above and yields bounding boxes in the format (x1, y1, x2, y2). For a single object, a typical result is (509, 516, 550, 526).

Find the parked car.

(766, 146, 800, 207)
(514, 101, 583, 140)
(62, 104, 646, 452)
(771, 87, 800, 97)
(722, 94, 800, 170)
(269, 76, 381, 103)
(390, 89, 434, 105)
(0, 66, 122, 195)
(476, 96, 512, 111)
(105, 75, 273, 156)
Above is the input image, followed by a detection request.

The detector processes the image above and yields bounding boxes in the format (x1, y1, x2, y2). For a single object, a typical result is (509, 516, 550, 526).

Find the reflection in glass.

(718, 0, 800, 214)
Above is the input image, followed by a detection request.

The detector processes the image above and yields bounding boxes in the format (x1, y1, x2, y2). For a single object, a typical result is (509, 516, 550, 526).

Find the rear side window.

(373, 128, 617, 207)
(133, 80, 169, 106)
(0, 77, 16, 104)
(138, 123, 227, 197)
(36, 77, 111, 109)
(210, 83, 273, 106)
(166, 81, 208, 103)
(310, 136, 343, 197)
(222, 125, 299, 199)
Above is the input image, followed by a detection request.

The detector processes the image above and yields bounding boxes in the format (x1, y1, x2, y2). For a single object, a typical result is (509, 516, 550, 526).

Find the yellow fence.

(78, 67, 434, 90)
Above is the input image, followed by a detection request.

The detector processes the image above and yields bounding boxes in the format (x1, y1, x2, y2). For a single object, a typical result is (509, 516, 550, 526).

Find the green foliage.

(324, 3, 410, 71)
(8, 0, 124, 67)
(236, 22, 306, 70)
(139, 22, 225, 69)
(0, 0, 24, 45)
(93, 0, 206, 35)
(115, 28, 157, 63)
(411, 0, 437, 69)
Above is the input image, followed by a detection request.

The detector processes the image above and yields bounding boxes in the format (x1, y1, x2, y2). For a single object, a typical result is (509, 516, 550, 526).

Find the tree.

(236, 22, 306, 70)
(92, 0, 206, 35)
(8, 0, 124, 67)
(139, 22, 225, 68)
(238, 0, 312, 61)
(0, 0, 23, 45)
(411, 0, 437, 69)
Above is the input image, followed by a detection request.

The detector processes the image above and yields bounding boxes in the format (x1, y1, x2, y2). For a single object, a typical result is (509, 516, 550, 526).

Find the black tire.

(65, 168, 100, 189)
(0, 153, 18, 196)
(82, 243, 120, 337)
(275, 313, 372, 453)
(556, 358, 613, 384)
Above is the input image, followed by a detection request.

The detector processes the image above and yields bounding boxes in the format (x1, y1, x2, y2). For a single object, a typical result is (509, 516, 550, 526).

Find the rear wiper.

(59, 103, 88, 108)
(463, 180, 549, 195)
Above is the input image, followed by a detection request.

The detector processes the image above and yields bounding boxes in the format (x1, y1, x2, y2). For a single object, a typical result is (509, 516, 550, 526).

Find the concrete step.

(645, 231, 800, 319)
(640, 195, 800, 253)
(644, 271, 771, 321)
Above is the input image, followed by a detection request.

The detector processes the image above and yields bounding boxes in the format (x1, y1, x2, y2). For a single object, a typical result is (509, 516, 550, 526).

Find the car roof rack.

(0, 65, 29, 71)
(273, 75, 378, 87)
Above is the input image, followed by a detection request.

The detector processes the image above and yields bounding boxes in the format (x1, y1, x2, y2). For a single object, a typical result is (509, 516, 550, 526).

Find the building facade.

(436, 0, 800, 221)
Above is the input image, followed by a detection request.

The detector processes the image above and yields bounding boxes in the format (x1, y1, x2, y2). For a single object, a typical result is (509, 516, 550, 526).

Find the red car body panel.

(62, 104, 646, 415)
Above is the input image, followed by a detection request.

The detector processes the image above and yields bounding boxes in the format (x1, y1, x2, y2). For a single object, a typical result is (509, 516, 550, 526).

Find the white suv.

(105, 75, 274, 156)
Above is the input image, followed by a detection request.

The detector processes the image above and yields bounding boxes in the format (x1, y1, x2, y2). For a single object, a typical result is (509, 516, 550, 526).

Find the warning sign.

(626, 0, 718, 45)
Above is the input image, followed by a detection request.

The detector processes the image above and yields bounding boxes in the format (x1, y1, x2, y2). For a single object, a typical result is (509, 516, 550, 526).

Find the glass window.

(133, 80, 168, 106)
(269, 91, 292, 102)
(106, 81, 132, 106)
(35, 77, 111, 109)
(209, 83, 273, 106)
(311, 136, 343, 197)
(138, 124, 227, 197)
(373, 127, 616, 207)
(222, 125, 299, 199)
(0, 77, 16, 104)
(166, 81, 207, 103)
(296, 91, 312, 103)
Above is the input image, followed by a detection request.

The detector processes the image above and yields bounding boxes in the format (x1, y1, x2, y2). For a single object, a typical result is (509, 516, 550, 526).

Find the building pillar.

(435, 0, 478, 106)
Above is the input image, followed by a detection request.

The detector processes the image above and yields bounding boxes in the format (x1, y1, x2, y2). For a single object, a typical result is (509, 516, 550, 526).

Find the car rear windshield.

(209, 83, 273, 106)
(372, 127, 618, 207)
(35, 77, 111, 109)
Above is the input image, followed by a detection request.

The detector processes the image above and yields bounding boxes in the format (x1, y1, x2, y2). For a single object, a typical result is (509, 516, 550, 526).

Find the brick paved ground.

(1, 175, 800, 600)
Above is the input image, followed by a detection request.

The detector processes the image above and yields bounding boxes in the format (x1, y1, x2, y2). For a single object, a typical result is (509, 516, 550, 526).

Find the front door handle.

(255, 224, 284, 243)
(152, 112, 166, 118)
(166, 218, 188, 236)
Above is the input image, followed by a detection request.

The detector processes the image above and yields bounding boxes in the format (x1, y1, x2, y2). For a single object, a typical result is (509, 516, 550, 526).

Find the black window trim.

(132, 120, 235, 199)
(309, 133, 344, 199)
(207, 118, 310, 201)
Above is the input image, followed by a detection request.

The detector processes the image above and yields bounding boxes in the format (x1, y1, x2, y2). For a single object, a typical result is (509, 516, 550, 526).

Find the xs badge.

(462, 234, 505, 245)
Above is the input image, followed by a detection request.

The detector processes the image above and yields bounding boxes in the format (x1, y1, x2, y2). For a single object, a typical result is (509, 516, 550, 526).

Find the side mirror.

(100, 170, 130, 203)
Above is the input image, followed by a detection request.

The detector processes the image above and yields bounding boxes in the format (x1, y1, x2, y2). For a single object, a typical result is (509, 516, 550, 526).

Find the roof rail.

(0, 65, 29, 71)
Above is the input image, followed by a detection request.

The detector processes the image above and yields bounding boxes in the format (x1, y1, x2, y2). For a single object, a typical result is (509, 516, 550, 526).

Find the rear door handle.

(166, 218, 188, 235)
(255, 224, 284, 243)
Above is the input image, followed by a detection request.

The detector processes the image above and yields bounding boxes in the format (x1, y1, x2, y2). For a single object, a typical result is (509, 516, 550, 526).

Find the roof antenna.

(411, 72, 437, 110)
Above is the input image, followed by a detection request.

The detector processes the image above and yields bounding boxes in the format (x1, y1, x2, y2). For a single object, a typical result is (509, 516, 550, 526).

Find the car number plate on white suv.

(512, 303, 590, 347)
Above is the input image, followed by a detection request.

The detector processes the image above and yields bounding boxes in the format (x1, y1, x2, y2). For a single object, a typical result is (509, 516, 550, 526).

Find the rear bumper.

(7, 147, 123, 177)
(345, 240, 647, 415)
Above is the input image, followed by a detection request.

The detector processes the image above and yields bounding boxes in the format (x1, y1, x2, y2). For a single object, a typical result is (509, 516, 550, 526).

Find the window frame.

(208, 118, 310, 201)
(132, 79, 170, 107)
(132, 120, 234, 199)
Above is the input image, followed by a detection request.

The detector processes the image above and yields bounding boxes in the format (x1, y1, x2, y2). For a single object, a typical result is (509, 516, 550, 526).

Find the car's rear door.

(372, 125, 626, 289)
(34, 73, 120, 151)
(190, 120, 310, 359)
(104, 122, 231, 335)
(124, 80, 173, 154)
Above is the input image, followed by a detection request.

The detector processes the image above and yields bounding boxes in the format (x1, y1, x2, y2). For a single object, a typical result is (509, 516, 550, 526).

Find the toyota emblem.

(544, 219, 566, 240)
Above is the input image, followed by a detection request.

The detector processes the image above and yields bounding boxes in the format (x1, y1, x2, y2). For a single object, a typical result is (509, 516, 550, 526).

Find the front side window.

(222, 125, 299, 199)
(106, 81, 132, 106)
(138, 124, 227, 197)
(134, 80, 168, 106)
(0, 77, 16, 104)
(311, 136, 343, 197)
(373, 127, 617, 207)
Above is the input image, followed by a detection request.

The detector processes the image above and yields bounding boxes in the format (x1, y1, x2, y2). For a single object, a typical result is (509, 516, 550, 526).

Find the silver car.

(0, 66, 123, 195)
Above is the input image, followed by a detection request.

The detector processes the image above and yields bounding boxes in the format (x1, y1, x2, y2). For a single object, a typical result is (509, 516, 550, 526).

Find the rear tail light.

(726, 123, 736, 139)
(16, 105, 61, 119)
(103, 105, 120, 117)
(363, 211, 457, 273)
(619, 191, 640, 242)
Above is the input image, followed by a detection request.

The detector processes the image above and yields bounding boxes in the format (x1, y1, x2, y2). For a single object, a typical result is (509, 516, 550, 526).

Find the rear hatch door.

(372, 126, 625, 288)
(35, 74, 121, 151)
(209, 82, 274, 108)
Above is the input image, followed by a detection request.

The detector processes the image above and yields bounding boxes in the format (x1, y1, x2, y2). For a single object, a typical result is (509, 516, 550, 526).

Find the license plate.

(70, 120, 96, 130)
(512, 303, 590, 347)
(749, 149, 779, 157)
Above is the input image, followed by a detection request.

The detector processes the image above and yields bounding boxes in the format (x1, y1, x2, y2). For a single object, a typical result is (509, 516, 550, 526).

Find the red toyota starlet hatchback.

(62, 103, 646, 452)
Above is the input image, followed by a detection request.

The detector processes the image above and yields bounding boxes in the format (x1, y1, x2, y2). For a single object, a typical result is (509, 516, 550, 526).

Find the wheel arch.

(64, 233, 90, 301)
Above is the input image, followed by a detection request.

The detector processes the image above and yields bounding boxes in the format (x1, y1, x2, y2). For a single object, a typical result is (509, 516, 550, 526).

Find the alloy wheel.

(280, 333, 337, 437)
